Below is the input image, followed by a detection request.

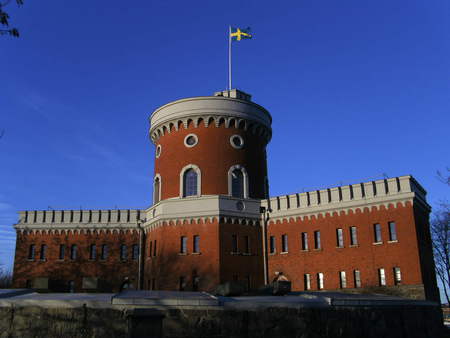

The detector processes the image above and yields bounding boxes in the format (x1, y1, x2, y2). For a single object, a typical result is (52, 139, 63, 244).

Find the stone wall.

(0, 304, 445, 338)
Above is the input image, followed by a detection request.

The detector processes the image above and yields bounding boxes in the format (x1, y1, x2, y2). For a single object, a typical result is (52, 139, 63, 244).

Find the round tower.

(144, 89, 272, 292)
(149, 89, 272, 203)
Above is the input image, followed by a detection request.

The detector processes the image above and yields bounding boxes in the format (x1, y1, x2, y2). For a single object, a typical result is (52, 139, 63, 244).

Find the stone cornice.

(149, 94, 272, 144)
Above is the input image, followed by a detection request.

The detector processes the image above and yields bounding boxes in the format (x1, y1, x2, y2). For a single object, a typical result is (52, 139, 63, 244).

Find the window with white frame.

(180, 165, 201, 197)
(193, 235, 200, 253)
(281, 234, 288, 253)
(317, 273, 324, 290)
(28, 244, 35, 260)
(70, 245, 77, 260)
(89, 244, 96, 260)
(120, 244, 127, 261)
(350, 226, 358, 246)
(388, 222, 397, 241)
(301, 232, 308, 250)
(304, 273, 311, 290)
(269, 236, 276, 254)
(354, 270, 361, 288)
(314, 231, 321, 249)
(339, 271, 347, 288)
(393, 267, 401, 285)
(336, 228, 344, 247)
(153, 175, 161, 204)
(374, 223, 382, 243)
(180, 236, 187, 254)
(378, 268, 386, 286)
(228, 165, 248, 198)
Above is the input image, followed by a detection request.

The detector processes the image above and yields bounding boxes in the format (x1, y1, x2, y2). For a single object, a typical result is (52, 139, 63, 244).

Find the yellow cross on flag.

(230, 27, 252, 41)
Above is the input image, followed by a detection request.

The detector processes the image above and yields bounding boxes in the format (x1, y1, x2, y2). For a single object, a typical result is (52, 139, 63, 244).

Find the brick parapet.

(14, 209, 144, 234)
(261, 175, 429, 224)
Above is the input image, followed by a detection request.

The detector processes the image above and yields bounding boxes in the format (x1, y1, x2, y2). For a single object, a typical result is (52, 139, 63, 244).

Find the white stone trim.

(153, 174, 162, 205)
(230, 134, 244, 149)
(183, 134, 198, 148)
(228, 165, 249, 198)
(150, 95, 272, 135)
(179, 164, 202, 198)
(155, 144, 162, 158)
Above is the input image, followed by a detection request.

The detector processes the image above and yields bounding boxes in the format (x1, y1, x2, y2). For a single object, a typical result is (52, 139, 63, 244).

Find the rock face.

(0, 303, 446, 338)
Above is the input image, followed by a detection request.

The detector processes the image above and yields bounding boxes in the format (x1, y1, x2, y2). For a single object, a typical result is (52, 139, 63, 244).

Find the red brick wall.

(144, 218, 221, 291)
(267, 202, 424, 292)
(13, 230, 140, 292)
(218, 221, 264, 289)
(154, 123, 268, 200)
(413, 205, 440, 301)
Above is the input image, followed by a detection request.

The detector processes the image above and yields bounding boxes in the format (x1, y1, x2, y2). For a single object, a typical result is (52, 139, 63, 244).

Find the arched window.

(228, 165, 248, 198)
(231, 169, 244, 198)
(184, 169, 197, 196)
(153, 175, 161, 204)
(180, 165, 201, 197)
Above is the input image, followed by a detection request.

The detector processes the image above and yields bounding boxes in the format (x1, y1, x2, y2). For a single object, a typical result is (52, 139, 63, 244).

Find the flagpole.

(228, 26, 232, 90)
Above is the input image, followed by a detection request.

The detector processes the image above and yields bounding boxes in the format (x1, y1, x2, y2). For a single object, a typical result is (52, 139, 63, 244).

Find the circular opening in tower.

(230, 135, 244, 149)
(184, 134, 198, 148)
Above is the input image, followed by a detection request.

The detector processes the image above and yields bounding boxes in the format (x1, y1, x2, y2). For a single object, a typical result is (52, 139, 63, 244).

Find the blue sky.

(0, 0, 449, 296)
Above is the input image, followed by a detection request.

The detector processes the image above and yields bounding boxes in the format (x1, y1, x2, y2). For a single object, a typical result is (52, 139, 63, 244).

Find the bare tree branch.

(431, 171, 450, 304)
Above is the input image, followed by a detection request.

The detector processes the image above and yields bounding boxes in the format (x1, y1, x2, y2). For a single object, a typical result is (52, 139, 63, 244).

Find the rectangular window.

(317, 273, 324, 290)
(350, 226, 358, 246)
(193, 235, 200, 253)
(301, 232, 308, 250)
(244, 235, 250, 254)
(28, 244, 35, 260)
(59, 244, 65, 260)
(180, 236, 187, 254)
(339, 271, 347, 288)
(269, 236, 276, 254)
(393, 267, 402, 285)
(314, 231, 321, 249)
(336, 228, 344, 247)
(232, 234, 238, 253)
(281, 234, 288, 253)
(374, 223, 382, 243)
(354, 270, 361, 288)
(40, 244, 47, 260)
(388, 222, 397, 241)
(304, 273, 311, 290)
(179, 276, 186, 291)
(89, 244, 96, 260)
(378, 268, 386, 286)
(153, 240, 157, 257)
(120, 245, 127, 260)
(132, 244, 139, 260)
(70, 245, 77, 260)
(101, 244, 108, 260)
(148, 240, 153, 257)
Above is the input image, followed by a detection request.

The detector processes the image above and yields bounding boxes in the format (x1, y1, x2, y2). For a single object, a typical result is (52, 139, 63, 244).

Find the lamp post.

(260, 206, 272, 285)
(136, 218, 145, 290)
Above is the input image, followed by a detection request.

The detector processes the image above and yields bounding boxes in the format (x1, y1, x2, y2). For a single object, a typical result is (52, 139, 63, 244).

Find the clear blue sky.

(1, 0, 449, 295)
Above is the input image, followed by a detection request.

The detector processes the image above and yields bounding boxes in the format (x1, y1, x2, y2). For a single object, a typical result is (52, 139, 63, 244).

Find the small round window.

(184, 134, 198, 148)
(230, 135, 244, 149)
(156, 145, 162, 158)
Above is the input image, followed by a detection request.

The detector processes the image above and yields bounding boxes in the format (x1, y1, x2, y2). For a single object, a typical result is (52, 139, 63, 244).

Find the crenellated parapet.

(262, 175, 430, 223)
(149, 89, 272, 144)
(14, 209, 144, 234)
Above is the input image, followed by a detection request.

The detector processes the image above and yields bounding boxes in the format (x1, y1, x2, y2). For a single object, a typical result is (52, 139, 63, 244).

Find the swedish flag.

(230, 27, 252, 41)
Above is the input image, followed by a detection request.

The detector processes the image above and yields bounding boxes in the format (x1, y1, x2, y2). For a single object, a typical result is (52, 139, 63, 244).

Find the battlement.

(14, 209, 144, 230)
(262, 175, 429, 219)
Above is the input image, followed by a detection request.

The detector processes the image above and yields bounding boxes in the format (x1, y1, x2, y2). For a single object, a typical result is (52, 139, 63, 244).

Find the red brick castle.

(12, 89, 439, 301)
